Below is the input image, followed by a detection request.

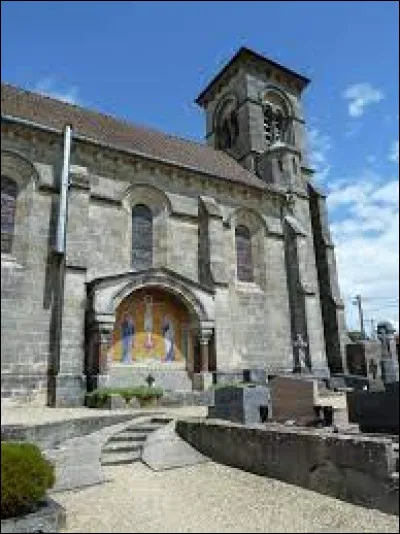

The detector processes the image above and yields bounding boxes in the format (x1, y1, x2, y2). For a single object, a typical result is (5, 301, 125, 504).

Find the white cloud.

(33, 77, 79, 105)
(306, 127, 331, 182)
(389, 140, 399, 163)
(327, 173, 399, 333)
(342, 83, 384, 118)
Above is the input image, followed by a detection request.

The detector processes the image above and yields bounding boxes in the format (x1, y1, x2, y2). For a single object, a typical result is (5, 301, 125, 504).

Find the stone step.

(101, 450, 141, 466)
(102, 441, 143, 454)
(150, 417, 173, 425)
(124, 423, 164, 432)
(108, 431, 149, 442)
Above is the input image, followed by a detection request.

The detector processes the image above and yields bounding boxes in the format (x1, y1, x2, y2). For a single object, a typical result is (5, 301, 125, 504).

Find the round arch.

(112, 278, 210, 326)
(229, 206, 268, 236)
(121, 183, 172, 216)
(260, 85, 294, 117)
(1, 149, 40, 191)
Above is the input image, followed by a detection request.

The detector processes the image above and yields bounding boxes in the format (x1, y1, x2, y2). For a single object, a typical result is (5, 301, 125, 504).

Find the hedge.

(1, 442, 55, 519)
(85, 386, 163, 407)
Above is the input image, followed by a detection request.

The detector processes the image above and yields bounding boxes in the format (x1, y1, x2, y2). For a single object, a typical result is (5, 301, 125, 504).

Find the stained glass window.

(132, 204, 153, 270)
(1, 176, 18, 254)
(235, 225, 253, 282)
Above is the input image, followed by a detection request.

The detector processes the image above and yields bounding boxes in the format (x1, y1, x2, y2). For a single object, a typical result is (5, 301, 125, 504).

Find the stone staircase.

(101, 417, 172, 466)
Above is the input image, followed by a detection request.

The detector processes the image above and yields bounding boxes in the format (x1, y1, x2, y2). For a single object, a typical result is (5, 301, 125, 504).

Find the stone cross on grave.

(293, 333, 311, 373)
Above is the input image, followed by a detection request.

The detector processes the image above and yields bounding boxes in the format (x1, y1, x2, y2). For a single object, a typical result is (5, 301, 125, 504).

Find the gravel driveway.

(55, 461, 399, 533)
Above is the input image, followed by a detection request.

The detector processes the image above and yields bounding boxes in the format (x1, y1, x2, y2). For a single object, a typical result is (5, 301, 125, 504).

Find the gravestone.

(346, 342, 368, 376)
(347, 381, 399, 433)
(268, 375, 317, 424)
(377, 322, 400, 384)
(345, 340, 385, 390)
(208, 385, 270, 425)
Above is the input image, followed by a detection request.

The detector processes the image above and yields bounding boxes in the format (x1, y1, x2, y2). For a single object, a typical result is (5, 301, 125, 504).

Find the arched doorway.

(86, 267, 215, 391)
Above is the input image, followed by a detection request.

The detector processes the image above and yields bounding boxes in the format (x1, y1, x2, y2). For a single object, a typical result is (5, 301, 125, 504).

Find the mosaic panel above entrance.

(112, 287, 191, 364)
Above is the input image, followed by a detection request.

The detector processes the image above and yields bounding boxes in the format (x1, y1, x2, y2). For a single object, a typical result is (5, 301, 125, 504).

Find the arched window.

(215, 97, 239, 150)
(235, 225, 253, 282)
(262, 90, 290, 147)
(1, 176, 18, 254)
(264, 106, 287, 147)
(263, 105, 273, 146)
(132, 204, 153, 270)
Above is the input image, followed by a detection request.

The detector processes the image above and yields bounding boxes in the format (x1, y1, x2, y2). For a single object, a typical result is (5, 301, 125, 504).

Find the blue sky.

(2, 1, 399, 333)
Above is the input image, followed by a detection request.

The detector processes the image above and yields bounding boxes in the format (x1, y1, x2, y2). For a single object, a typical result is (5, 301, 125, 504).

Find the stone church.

(1, 47, 348, 406)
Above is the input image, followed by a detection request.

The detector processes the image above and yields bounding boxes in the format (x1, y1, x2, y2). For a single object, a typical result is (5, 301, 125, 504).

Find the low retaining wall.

(176, 419, 399, 516)
(1, 413, 147, 449)
(1, 498, 66, 533)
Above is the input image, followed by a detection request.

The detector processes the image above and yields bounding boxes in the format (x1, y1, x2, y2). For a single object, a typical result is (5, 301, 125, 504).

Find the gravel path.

(55, 462, 398, 533)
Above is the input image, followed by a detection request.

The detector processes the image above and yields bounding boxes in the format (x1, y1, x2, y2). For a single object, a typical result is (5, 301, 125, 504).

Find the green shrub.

(85, 386, 163, 407)
(1, 442, 55, 519)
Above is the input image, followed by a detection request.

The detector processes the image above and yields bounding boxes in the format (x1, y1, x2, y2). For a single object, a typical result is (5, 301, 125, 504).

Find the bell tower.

(196, 48, 348, 376)
(195, 47, 311, 191)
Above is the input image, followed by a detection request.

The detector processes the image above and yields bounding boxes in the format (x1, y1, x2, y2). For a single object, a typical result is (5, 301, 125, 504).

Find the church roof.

(1, 83, 271, 192)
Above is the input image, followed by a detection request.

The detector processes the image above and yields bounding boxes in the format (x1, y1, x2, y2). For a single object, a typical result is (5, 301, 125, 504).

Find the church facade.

(1, 47, 348, 406)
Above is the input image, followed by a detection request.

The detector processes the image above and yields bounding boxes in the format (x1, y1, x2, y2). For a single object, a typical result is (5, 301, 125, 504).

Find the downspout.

(48, 124, 73, 406)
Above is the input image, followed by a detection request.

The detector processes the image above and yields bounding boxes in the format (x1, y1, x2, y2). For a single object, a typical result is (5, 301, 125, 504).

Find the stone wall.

(176, 418, 399, 515)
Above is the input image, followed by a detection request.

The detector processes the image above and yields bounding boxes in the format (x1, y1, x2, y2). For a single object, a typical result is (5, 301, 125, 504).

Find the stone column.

(192, 323, 214, 391)
(96, 322, 114, 388)
(200, 337, 209, 372)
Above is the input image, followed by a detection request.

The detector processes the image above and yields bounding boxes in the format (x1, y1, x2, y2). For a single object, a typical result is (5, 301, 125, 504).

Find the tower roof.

(196, 47, 311, 106)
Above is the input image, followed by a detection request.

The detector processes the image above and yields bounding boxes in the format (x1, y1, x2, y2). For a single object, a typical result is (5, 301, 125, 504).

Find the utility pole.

(352, 294, 366, 340)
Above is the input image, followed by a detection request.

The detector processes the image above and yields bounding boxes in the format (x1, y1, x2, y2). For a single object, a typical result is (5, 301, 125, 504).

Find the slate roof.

(1, 83, 270, 191)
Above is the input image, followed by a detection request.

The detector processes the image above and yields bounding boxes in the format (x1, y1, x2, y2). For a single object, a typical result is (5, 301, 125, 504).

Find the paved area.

(55, 462, 398, 533)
